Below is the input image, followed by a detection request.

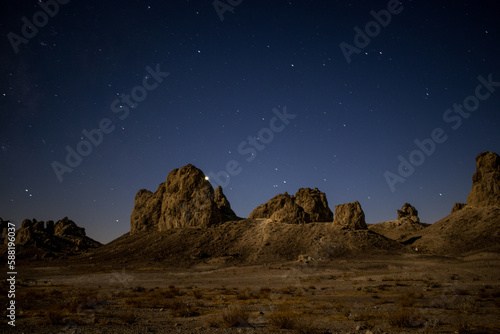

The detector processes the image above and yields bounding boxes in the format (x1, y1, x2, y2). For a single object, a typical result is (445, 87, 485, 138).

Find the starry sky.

(1, 1, 499, 244)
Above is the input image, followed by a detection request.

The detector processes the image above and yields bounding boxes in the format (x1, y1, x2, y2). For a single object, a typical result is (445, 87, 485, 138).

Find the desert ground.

(3, 251, 500, 334)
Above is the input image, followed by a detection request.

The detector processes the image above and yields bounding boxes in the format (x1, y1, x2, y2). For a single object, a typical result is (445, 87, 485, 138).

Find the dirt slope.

(80, 219, 405, 267)
(408, 206, 500, 255)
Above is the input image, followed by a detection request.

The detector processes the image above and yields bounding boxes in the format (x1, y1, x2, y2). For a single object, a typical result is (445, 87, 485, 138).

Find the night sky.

(1, 1, 499, 244)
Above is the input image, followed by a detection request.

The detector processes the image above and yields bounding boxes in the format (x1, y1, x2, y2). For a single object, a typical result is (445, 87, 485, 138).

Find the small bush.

(208, 305, 249, 328)
(118, 312, 137, 324)
(268, 305, 312, 331)
(388, 308, 418, 328)
(236, 288, 252, 300)
(192, 289, 203, 299)
(132, 286, 146, 293)
(259, 287, 272, 299)
(169, 299, 199, 317)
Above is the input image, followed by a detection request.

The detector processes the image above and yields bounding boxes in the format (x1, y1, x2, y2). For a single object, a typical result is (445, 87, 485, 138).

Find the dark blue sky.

(1, 1, 499, 243)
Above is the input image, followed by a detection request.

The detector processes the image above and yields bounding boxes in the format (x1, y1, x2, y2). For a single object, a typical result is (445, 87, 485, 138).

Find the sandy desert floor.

(3, 252, 500, 333)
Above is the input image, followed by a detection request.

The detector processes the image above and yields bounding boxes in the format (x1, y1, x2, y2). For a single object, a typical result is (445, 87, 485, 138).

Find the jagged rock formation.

(130, 164, 238, 234)
(214, 186, 239, 221)
(294, 188, 333, 222)
(397, 203, 420, 223)
(9, 217, 101, 259)
(333, 201, 367, 230)
(369, 203, 428, 240)
(248, 188, 332, 224)
(451, 203, 466, 213)
(466, 151, 500, 207)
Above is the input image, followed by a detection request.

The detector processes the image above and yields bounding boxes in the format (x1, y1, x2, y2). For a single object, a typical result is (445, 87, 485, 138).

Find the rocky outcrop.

(333, 201, 367, 230)
(130, 164, 238, 234)
(397, 203, 420, 223)
(9, 217, 100, 258)
(214, 186, 239, 221)
(54, 217, 86, 237)
(294, 188, 333, 222)
(249, 192, 299, 219)
(451, 203, 466, 213)
(249, 188, 332, 224)
(466, 151, 500, 207)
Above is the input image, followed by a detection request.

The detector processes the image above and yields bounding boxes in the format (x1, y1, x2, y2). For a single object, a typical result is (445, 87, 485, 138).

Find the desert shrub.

(192, 289, 203, 299)
(259, 287, 272, 299)
(268, 305, 312, 331)
(399, 291, 422, 307)
(46, 310, 66, 325)
(478, 289, 490, 299)
(168, 299, 199, 317)
(118, 312, 137, 324)
(388, 308, 418, 328)
(131, 286, 146, 293)
(208, 305, 249, 328)
(453, 316, 472, 334)
(236, 288, 252, 300)
(280, 286, 296, 295)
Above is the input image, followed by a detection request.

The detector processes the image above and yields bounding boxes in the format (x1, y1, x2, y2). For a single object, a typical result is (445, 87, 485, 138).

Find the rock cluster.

(5, 217, 100, 256)
(466, 151, 500, 207)
(333, 201, 367, 230)
(130, 164, 238, 234)
(397, 203, 420, 223)
(249, 188, 333, 223)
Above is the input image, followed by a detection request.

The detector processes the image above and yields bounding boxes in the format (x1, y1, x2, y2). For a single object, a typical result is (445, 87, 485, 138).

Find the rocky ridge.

(2, 217, 101, 259)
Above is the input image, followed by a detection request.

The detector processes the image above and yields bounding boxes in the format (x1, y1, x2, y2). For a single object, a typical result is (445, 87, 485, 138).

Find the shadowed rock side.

(130, 164, 238, 234)
(369, 203, 429, 241)
(466, 151, 500, 207)
(2, 217, 101, 260)
(332, 201, 367, 230)
(249, 188, 332, 224)
(214, 185, 239, 221)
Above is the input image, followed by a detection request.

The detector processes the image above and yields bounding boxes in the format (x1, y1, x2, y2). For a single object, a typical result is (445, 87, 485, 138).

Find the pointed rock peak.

(215, 186, 238, 221)
(130, 164, 238, 234)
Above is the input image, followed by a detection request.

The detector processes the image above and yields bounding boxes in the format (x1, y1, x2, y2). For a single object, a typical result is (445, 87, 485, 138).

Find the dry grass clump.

(168, 299, 199, 317)
(268, 305, 313, 331)
(117, 311, 137, 324)
(259, 287, 272, 299)
(388, 308, 419, 328)
(236, 288, 253, 300)
(207, 305, 250, 328)
(399, 291, 423, 307)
